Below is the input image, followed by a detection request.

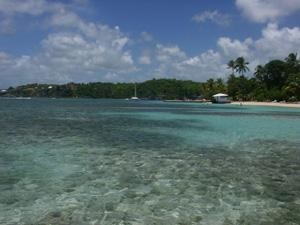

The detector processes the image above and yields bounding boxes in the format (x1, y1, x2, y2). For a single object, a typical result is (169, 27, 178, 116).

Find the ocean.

(0, 98, 299, 225)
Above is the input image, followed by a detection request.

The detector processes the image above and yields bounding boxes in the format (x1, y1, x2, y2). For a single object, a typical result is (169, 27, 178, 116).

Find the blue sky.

(0, 0, 300, 88)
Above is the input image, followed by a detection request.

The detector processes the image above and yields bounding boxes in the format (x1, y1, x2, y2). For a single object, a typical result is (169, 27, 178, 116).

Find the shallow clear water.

(0, 98, 299, 225)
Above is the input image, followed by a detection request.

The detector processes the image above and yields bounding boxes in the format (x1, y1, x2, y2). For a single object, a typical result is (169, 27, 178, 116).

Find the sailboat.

(130, 83, 139, 100)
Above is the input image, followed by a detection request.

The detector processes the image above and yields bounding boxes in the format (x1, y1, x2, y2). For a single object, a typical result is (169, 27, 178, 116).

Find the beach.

(231, 101, 300, 108)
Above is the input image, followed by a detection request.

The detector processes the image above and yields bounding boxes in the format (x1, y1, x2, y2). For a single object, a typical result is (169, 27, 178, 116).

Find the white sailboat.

(131, 83, 139, 100)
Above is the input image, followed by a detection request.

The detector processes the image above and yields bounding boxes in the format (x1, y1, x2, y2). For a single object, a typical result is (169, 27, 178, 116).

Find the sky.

(0, 0, 300, 88)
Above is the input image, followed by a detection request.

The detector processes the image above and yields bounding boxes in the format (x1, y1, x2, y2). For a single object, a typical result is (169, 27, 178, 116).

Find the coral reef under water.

(0, 99, 299, 225)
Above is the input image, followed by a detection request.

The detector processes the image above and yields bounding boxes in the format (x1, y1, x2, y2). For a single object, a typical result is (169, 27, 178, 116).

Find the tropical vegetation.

(2, 53, 300, 101)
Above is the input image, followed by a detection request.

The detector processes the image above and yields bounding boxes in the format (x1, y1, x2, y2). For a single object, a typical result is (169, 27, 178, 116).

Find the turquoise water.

(0, 98, 299, 225)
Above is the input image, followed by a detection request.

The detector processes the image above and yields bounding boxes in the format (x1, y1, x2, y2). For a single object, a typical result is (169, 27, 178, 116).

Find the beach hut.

(0, 89, 7, 95)
(212, 93, 230, 103)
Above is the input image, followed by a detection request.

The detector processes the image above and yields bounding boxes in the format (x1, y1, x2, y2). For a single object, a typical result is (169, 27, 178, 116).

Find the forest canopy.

(2, 53, 300, 102)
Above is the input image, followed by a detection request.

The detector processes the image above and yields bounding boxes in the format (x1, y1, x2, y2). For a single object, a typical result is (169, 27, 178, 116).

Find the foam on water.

(0, 99, 299, 225)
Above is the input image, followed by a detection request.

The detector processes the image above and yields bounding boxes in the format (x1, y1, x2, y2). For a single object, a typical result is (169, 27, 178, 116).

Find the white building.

(212, 93, 230, 103)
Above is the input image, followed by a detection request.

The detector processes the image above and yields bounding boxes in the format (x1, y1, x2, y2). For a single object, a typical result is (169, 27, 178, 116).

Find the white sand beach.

(231, 101, 300, 108)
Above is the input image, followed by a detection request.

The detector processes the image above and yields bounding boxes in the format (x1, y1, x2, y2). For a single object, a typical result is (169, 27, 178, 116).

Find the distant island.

(1, 53, 300, 102)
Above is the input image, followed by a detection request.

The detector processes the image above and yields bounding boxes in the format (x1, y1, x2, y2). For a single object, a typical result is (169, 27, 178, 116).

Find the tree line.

(227, 53, 300, 101)
(2, 53, 300, 101)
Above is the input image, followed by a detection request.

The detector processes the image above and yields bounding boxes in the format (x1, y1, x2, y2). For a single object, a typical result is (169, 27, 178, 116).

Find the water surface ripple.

(0, 99, 299, 225)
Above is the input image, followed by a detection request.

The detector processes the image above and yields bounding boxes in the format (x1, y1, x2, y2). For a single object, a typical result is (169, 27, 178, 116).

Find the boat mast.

(134, 83, 137, 97)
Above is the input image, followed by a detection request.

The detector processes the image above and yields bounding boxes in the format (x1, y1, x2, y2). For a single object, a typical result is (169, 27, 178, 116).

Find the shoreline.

(231, 101, 300, 108)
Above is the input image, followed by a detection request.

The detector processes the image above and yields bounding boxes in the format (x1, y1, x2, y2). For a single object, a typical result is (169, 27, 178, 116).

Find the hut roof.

(213, 93, 228, 97)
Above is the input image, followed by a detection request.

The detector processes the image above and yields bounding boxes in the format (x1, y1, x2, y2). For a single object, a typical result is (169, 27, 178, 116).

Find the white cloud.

(152, 23, 300, 81)
(0, 1, 137, 87)
(0, 0, 86, 16)
(0, 0, 58, 16)
(153, 44, 226, 81)
(236, 0, 300, 23)
(0, 53, 55, 86)
(153, 44, 186, 78)
(176, 50, 227, 80)
(0, 0, 90, 32)
(1, 0, 300, 87)
(156, 44, 186, 62)
(217, 37, 253, 58)
(0, 30, 136, 87)
(255, 23, 300, 58)
(49, 9, 81, 27)
(216, 23, 300, 72)
(192, 10, 231, 26)
(0, 52, 13, 70)
(140, 31, 153, 42)
(19, 29, 133, 84)
(139, 55, 151, 65)
(42, 32, 134, 71)
(217, 23, 300, 62)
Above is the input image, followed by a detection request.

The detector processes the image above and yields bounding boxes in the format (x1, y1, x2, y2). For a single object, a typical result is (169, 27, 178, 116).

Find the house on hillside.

(212, 93, 230, 103)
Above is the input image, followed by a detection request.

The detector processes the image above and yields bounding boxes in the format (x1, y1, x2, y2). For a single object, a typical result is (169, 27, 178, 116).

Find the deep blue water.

(0, 98, 299, 225)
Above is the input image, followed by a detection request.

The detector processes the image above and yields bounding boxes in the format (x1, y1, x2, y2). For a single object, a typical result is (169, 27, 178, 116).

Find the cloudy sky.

(0, 0, 300, 88)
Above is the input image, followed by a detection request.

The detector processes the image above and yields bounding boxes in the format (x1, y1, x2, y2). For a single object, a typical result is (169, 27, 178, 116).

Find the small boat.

(130, 83, 139, 100)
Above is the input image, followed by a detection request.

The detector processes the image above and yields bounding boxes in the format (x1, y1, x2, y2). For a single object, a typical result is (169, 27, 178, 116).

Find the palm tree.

(235, 57, 249, 76)
(285, 53, 298, 63)
(285, 53, 299, 68)
(227, 60, 236, 75)
(254, 65, 265, 82)
(284, 74, 300, 100)
(216, 78, 227, 93)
